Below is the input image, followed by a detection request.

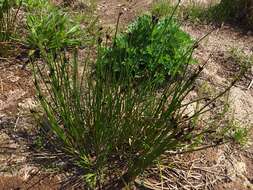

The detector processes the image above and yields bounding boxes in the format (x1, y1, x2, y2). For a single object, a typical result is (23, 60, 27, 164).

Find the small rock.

(247, 31, 252, 36)
(18, 165, 38, 181)
(18, 98, 37, 111)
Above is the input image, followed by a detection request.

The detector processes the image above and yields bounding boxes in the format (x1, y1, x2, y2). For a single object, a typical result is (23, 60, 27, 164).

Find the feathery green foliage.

(99, 15, 194, 85)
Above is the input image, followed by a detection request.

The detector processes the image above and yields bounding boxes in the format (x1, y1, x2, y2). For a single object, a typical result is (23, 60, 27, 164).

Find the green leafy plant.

(230, 121, 250, 146)
(26, 6, 81, 53)
(0, 0, 22, 41)
(99, 14, 194, 85)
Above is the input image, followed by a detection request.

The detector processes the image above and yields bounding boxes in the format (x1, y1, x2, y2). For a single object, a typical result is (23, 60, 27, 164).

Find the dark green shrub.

(207, 0, 253, 28)
(208, 0, 241, 22)
(98, 14, 194, 85)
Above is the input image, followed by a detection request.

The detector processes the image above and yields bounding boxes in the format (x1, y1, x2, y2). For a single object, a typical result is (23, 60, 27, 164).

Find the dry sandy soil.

(0, 0, 252, 189)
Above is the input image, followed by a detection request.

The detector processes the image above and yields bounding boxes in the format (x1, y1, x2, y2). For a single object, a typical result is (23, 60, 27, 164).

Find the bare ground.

(0, 0, 252, 189)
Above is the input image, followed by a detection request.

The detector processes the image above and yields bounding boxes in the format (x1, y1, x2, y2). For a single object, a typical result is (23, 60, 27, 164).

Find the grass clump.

(151, 0, 213, 23)
(228, 47, 253, 88)
(229, 47, 253, 68)
(22, 0, 49, 11)
(26, 4, 81, 54)
(34, 49, 199, 188)
(32, 11, 248, 189)
(151, 0, 175, 18)
(0, 0, 22, 41)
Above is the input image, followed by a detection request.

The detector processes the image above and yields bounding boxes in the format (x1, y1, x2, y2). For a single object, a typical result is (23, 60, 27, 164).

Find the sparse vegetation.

(152, 0, 174, 17)
(152, 0, 253, 28)
(210, 0, 253, 28)
(152, 0, 213, 24)
(229, 47, 253, 68)
(22, 0, 49, 11)
(0, 0, 22, 41)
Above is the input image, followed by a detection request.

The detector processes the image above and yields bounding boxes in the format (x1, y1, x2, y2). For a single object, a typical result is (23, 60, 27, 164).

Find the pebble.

(247, 31, 252, 36)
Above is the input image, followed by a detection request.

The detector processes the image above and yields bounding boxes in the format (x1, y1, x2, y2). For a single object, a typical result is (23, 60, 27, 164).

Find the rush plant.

(32, 10, 247, 190)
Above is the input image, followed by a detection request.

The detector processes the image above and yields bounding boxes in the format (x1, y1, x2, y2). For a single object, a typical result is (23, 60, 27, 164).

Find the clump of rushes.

(32, 12, 248, 190)
(26, 5, 81, 54)
(0, 0, 22, 41)
(99, 14, 194, 85)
